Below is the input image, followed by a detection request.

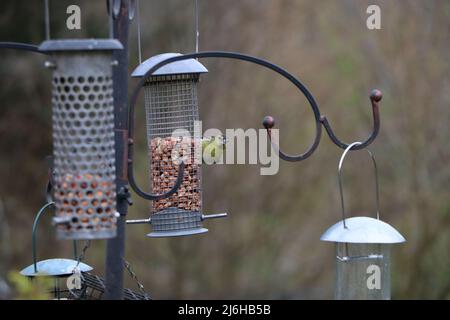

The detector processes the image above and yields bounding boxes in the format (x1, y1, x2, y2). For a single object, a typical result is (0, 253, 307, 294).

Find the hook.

(127, 51, 187, 201)
(31, 201, 81, 274)
(127, 154, 185, 201)
(32, 202, 55, 273)
(128, 51, 382, 182)
(320, 89, 382, 150)
(136, 51, 324, 163)
(263, 89, 381, 159)
(45, 156, 54, 203)
(262, 115, 322, 162)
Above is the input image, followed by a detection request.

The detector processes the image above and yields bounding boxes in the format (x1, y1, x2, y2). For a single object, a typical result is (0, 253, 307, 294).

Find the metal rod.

(44, 0, 50, 40)
(32, 202, 55, 273)
(338, 142, 362, 228)
(126, 218, 151, 224)
(54, 278, 59, 300)
(195, 0, 199, 53)
(0, 42, 43, 54)
(73, 240, 78, 260)
(136, 0, 142, 64)
(104, 0, 131, 300)
(337, 141, 381, 228)
(337, 254, 383, 262)
(202, 213, 227, 220)
(320, 89, 382, 151)
(108, 0, 114, 39)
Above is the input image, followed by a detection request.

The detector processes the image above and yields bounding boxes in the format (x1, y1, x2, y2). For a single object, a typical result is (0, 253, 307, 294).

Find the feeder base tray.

(57, 229, 117, 240)
(148, 208, 206, 237)
(147, 227, 208, 238)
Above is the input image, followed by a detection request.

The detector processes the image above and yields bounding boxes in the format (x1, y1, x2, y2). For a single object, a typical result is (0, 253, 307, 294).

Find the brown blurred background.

(0, 0, 449, 299)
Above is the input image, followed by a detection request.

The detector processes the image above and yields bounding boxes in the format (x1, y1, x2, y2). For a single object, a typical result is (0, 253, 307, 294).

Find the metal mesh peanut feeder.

(40, 39, 123, 240)
(130, 53, 226, 237)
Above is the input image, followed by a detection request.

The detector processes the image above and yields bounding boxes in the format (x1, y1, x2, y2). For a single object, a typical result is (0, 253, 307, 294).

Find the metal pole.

(104, 0, 131, 300)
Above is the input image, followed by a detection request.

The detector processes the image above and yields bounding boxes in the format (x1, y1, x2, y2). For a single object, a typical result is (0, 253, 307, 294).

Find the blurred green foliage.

(8, 271, 51, 300)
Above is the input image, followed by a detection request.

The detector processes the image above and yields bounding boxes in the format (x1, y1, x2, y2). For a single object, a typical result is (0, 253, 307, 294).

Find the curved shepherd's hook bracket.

(0, 42, 45, 54)
(318, 89, 382, 150)
(263, 88, 381, 153)
(136, 51, 324, 163)
(138, 51, 381, 163)
(127, 61, 186, 201)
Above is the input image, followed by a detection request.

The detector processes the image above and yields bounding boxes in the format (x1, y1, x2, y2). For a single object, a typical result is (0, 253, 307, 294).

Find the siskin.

(202, 135, 226, 164)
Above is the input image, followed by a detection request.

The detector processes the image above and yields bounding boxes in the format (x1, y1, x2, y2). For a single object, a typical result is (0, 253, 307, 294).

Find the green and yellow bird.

(201, 135, 226, 164)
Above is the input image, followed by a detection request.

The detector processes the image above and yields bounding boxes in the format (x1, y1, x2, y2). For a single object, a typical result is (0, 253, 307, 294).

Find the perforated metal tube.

(41, 40, 122, 240)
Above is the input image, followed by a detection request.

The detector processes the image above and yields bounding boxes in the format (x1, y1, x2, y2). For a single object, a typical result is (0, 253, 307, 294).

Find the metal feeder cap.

(131, 53, 208, 77)
(320, 216, 406, 244)
(20, 258, 93, 277)
(38, 39, 123, 52)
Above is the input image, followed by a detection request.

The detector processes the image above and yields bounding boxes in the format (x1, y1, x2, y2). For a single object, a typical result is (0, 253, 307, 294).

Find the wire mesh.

(144, 74, 204, 234)
(56, 273, 151, 300)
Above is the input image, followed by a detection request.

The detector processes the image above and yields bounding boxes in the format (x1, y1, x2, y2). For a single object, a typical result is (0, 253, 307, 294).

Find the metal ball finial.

(370, 89, 382, 102)
(263, 115, 275, 129)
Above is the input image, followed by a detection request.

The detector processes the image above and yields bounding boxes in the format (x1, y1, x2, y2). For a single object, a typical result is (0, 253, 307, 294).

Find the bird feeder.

(40, 39, 123, 239)
(20, 201, 150, 300)
(20, 201, 93, 300)
(130, 53, 226, 237)
(321, 142, 405, 300)
(21, 258, 93, 300)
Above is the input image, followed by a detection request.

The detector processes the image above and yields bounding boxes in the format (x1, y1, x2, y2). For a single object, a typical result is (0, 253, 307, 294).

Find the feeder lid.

(39, 39, 123, 52)
(20, 258, 93, 277)
(320, 216, 406, 244)
(131, 53, 208, 77)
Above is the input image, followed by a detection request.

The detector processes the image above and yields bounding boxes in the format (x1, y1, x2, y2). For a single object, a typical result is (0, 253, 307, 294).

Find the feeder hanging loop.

(32, 202, 55, 273)
(337, 141, 381, 229)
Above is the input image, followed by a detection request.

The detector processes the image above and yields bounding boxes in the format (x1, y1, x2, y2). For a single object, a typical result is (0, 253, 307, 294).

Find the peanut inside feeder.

(150, 136, 201, 213)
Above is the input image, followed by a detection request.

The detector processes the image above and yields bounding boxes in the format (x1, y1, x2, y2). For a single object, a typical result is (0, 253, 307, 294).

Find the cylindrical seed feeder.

(320, 142, 405, 300)
(131, 53, 226, 237)
(40, 39, 123, 239)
